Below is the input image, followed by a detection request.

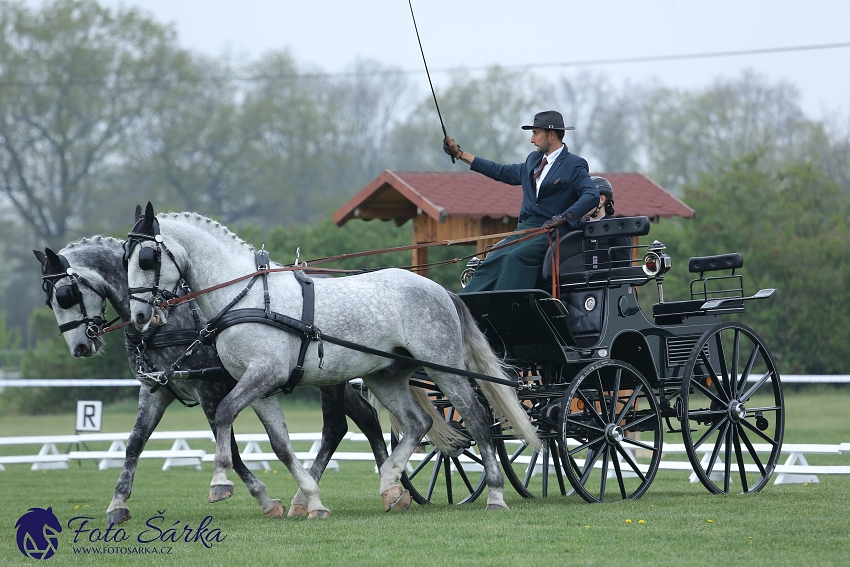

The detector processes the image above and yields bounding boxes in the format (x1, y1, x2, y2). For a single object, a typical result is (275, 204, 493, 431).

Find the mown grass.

(1, 389, 848, 566)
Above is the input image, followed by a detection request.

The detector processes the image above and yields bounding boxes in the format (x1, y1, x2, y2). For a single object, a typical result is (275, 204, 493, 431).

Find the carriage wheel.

(392, 390, 487, 505)
(559, 360, 663, 503)
(495, 435, 571, 499)
(680, 322, 784, 494)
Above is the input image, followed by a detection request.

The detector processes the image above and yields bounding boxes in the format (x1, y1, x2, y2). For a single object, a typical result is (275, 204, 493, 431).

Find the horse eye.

(138, 247, 157, 271)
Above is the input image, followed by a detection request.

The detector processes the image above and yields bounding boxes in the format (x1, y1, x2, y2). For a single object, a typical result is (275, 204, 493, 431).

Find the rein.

(153, 224, 559, 311)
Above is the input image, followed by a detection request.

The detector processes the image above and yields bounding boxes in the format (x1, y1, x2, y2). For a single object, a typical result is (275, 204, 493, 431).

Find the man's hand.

(541, 214, 565, 230)
(443, 136, 462, 159)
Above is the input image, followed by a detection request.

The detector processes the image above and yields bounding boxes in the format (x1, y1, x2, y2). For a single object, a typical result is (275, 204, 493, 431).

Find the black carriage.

(400, 216, 784, 504)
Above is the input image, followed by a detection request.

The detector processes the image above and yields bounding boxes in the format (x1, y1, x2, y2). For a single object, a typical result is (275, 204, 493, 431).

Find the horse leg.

(289, 384, 349, 517)
(363, 369, 430, 512)
(430, 371, 508, 510)
(343, 382, 389, 470)
(107, 387, 172, 525)
(197, 389, 284, 518)
(211, 365, 329, 518)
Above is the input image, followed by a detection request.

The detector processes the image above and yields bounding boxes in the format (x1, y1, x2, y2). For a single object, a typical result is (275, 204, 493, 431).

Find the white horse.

(126, 203, 541, 514)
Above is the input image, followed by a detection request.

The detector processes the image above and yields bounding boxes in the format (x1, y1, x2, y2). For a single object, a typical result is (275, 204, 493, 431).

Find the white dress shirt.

(535, 144, 564, 196)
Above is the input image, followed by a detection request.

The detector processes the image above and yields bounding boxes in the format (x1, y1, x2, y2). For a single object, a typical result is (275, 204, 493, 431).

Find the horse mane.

(60, 235, 124, 253)
(158, 212, 256, 253)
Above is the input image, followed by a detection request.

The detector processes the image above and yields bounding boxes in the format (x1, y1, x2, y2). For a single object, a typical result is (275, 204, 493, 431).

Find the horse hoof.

(382, 487, 411, 512)
(264, 499, 285, 518)
(106, 507, 131, 525)
(209, 484, 234, 503)
(287, 504, 309, 518)
(308, 509, 331, 519)
(485, 503, 510, 511)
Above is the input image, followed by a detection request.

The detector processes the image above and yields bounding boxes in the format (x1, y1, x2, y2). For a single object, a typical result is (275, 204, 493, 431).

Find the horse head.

(126, 202, 183, 330)
(34, 246, 108, 357)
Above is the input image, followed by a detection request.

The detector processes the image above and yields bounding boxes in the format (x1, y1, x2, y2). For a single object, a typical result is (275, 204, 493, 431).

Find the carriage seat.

(535, 217, 651, 347)
(540, 216, 651, 283)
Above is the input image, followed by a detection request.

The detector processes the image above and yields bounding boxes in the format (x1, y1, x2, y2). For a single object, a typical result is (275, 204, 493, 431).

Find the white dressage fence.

(2, 430, 849, 485)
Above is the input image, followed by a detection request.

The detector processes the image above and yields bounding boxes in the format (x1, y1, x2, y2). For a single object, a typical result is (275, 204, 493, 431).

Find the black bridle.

(124, 215, 184, 309)
(40, 253, 110, 338)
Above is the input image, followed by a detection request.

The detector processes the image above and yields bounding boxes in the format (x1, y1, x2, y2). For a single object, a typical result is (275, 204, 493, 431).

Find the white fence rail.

(2, 431, 848, 485)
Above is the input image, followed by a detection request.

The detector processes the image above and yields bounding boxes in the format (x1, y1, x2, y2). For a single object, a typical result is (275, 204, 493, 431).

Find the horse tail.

(448, 292, 543, 452)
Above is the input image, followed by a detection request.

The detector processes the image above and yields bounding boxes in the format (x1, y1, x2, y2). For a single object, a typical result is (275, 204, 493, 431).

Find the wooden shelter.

(333, 170, 694, 276)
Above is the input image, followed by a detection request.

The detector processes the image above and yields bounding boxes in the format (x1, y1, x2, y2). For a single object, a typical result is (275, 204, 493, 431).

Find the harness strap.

(208, 307, 518, 388)
(281, 270, 322, 395)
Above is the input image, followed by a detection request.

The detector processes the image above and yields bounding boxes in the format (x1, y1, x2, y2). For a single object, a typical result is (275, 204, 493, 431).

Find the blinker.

(138, 247, 157, 271)
(55, 285, 80, 309)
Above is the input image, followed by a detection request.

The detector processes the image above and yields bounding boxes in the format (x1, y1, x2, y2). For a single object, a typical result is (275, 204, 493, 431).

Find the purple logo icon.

(15, 507, 62, 560)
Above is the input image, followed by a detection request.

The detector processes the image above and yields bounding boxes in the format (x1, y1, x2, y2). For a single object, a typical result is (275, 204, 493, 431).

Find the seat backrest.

(540, 230, 584, 280)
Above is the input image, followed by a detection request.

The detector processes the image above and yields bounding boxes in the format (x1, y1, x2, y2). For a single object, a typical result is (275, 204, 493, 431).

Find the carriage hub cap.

(605, 424, 625, 445)
(728, 400, 746, 423)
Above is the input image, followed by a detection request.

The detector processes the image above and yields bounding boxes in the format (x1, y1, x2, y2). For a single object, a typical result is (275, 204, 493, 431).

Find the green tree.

(0, 0, 185, 249)
(642, 71, 811, 192)
(647, 154, 850, 374)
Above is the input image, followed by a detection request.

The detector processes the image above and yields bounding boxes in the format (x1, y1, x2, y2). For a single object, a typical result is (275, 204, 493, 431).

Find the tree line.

(1, 0, 849, 400)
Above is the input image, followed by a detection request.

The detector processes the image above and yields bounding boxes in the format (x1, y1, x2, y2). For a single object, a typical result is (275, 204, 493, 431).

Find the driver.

(443, 110, 599, 292)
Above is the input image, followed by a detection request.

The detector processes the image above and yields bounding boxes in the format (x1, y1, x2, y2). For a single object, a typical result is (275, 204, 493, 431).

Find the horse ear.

(33, 250, 46, 264)
(44, 248, 62, 270)
(134, 204, 142, 221)
(144, 202, 155, 222)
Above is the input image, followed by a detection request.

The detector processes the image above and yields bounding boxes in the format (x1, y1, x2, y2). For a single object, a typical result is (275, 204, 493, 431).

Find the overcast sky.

(27, 1, 850, 120)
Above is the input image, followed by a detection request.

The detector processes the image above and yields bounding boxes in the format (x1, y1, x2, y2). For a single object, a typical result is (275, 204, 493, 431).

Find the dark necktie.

(532, 156, 548, 184)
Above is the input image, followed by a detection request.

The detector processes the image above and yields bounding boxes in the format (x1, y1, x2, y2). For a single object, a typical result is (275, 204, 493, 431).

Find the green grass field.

(1, 389, 849, 566)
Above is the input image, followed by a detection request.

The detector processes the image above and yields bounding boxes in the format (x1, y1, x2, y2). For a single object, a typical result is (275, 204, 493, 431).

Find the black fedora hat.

(521, 110, 575, 131)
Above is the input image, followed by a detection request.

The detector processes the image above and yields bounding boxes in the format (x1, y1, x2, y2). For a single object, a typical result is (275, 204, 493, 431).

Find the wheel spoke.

(622, 411, 656, 431)
(599, 447, 610, 502)
(693, 349, 729, 404)
(615, 444, 647, 482)
(705, 421, 730, 476)
(579, 443, 605, 485)
(738, 343, 761, 398)
(740, 370, 774, 403)
(568, 435, 606, 456)
(732, 424, 749, 492)
(739, 418, 779, 446)
(564, 417, 606, 434)
(714, 331, 732, 401)
(738, 424, 767, 476)
(550, 442, 568, 495)
(615, 385, 645, 423)
(407, 447, 438, 479)
(426, 452, 443, 500)
(524, 450, 540, 486)
(730, 329, 740, 400)
(453, 457, 475, 493)
(610, 367, 622, 422)
(507, 442, 529, 464)
(745, 406, 782, 413)
(443, 455, 453, 503)
(622, 437, 658, 453)
(541, 449, 550, 498)
(692, 376, 727, 407)
(595, 370, 611, 423)
(723, 424, 732, 493)
(462, 449, 484, 466)
(692, 416, 728, 451)
(611, 449, 627, 499)
(576, 389, 607, 428)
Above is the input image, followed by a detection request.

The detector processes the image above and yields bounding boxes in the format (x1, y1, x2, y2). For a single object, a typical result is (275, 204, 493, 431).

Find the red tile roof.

(333, 170, 693, 225)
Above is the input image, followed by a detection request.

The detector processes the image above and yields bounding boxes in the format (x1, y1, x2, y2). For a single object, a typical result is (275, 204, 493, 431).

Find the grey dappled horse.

(126, 204, 542, 513)
(35, 236, 388, 523)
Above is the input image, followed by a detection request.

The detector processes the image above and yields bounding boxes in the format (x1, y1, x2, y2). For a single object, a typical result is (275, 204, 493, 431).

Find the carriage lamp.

(643, 241, 672, 303)
(460, 257, 481, 288)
